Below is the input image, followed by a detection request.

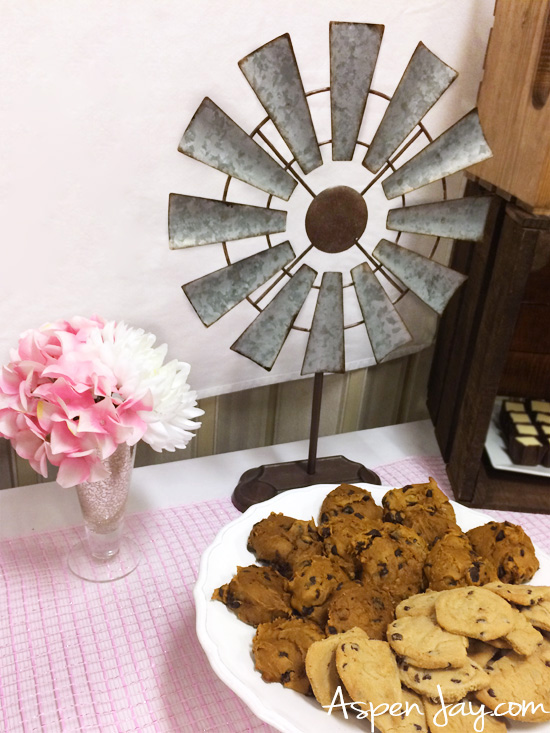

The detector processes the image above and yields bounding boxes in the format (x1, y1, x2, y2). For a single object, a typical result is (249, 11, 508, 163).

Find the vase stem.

(68, 443, 140, 581)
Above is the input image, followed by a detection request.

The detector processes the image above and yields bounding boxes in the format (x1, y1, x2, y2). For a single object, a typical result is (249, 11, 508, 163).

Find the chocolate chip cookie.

(381, 477, 459, 547)
(247, 512, 323, 577)
(423, 531, 497, 591)
(213, 564, 292, 626)
(252, 617, 325, 695)
(325, 580, 395, 640)
(466, 521, 539, 583)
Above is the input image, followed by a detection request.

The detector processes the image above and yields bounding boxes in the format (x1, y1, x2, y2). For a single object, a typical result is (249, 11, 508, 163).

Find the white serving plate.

(486, 400, 550, 478)
(194, 483, 550, 733)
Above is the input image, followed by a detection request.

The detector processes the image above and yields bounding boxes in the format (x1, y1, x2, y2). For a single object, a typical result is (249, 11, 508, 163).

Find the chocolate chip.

(362, 495, 371, 502)
(495, 530, 505, 542)
(426, 489, 433, 498)
(327, 626, 337, 634)
(281, 671, 291, 684)
(343, 505, 354, 514)
(354, 512, 364, 519)
(469, 566, 480, 583)
(521, 549, 525, 557)
(414, 726, 422, 731)
(302, 606, 314, 616)
(217, 587, 224, 599)
(367, 529, 382, 538)
(498, 565, 506, 579)
(320, 512, 329, 523)
(309, 576, 316, 584)
(320, 527, 330, 538)
(487, 688, 496, 698)
(414, 673, 420, 682)
(336, 582, 343, 591)
(422, 673, 432, 680)
(391, 633, 403, 641)
(327, 574, 334, 580)
(395, 548, 403, 557)
(315, 589, 320, 599)
(451, 679, 461, 684)
(379, 564, 389, 578)
(403, 606, 410, 611)
(278, 651, 288, 657)
(228, 600, 241, 609)
(331, 545, 338, 556)
(350, 643, 360, 651)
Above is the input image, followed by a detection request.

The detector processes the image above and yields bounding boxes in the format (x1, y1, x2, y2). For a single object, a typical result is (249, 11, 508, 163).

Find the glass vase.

(67, 443, 141, 582)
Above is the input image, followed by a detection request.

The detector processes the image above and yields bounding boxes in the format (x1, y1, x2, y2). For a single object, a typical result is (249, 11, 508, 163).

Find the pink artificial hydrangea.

(0, 316, 154, 487)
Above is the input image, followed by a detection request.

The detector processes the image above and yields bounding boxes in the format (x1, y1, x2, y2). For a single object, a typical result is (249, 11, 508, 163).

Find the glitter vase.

(67, 443, 141, 582)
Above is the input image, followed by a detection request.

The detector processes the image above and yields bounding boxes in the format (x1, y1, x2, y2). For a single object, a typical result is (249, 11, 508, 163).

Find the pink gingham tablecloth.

(1, 455, 549, 733)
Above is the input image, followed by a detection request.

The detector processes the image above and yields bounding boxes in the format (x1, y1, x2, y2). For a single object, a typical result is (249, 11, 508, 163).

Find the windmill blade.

(351, 263, 412, 362)
(179, 98, 297, 201)
(239, 34, 322, 175)
(373, 239, 466, 314)
(302, 272, 344, 375)
(387, 196, 493, 241)
(182, 242, 295, 326)
(330, 22, 383, 161)
(168, 194, 287, 248)
(364, 43, 457, 173)
(382, 109, 492, 199)
(231, 264, 317, 370)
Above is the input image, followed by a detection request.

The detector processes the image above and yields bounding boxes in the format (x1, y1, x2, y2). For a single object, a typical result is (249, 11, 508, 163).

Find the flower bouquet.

(0, 315, 203, 580)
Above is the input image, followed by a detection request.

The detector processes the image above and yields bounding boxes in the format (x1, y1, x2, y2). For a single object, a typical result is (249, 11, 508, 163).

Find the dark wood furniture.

(428, 179, 550, 513)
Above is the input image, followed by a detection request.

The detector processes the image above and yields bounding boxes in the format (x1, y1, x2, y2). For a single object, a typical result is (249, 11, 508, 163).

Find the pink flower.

(0, 315, 201, 488)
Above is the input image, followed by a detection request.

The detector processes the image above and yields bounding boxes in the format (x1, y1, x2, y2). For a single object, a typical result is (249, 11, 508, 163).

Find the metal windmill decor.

(169, 22, 493, 511)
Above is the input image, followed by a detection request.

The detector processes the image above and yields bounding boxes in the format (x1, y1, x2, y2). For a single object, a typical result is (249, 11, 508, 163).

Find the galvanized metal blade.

(239, 34, 322, 175)
(382, 109, 492, 199)
(330, 22, 383, 161)
(387, 196, 493, 241)
(364, 43, 457, 173)
(351, 263, 412, 362)
(182, 242, 295, 326)
(302, 272, 344, 375)
(231, 264, 317, 370)
(168, 194, 287, 248)
(372, 239, 466, 315)
(179, 98, 297, 201)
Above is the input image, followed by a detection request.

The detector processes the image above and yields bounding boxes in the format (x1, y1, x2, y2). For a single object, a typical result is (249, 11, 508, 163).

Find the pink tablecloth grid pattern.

(1, 455, 549, 733)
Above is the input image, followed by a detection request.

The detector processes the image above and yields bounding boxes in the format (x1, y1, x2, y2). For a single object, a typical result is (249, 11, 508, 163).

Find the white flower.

(92, 321, 203, 452)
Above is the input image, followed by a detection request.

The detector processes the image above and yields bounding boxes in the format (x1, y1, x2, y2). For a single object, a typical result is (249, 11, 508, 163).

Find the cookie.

(503, 611, 543, 656)
(325, 580, 395, 640)
(247, 512, 323, 577)
(395, 591, 440, 618)
(319, 483, 383, 524)
(423, 531, 497, 591)
(476, 639, 550, 722)
(387, 615, 468, 669)
(288, 555, 347, 626)
(435, 587, 517, 641)
(320, 514, 384, 578)
(335, 638, 402, 718)
(483, 581, 550, 606)
(355, 524, 428, 604)
(396, 657, 490, 703)
(466, 521, 539, 583)
(423, 697, 507, 732)
(305, 627, 369, 708)
(521, 599, 550, 631)
(467, 639, 498, 668)
(382, 477, 458, 547)
(252, 617, 325, 695)
(212, 564, 292, 626)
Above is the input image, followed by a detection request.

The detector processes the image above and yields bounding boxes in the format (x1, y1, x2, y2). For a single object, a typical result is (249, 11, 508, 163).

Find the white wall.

(0, 0, 495, 398)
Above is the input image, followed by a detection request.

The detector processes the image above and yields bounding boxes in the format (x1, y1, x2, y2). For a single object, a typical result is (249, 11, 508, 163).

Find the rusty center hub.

(305, 185, 368, 254)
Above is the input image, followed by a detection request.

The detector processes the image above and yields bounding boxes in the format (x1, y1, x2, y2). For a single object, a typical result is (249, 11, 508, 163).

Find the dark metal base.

(231, 455, 381, 512)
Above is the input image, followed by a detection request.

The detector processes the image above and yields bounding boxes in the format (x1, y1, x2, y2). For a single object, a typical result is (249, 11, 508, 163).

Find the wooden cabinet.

(428, 180, 550, 513)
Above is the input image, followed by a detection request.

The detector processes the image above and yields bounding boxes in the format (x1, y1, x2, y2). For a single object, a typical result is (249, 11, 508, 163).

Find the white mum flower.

(92, 321, 203, 451)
